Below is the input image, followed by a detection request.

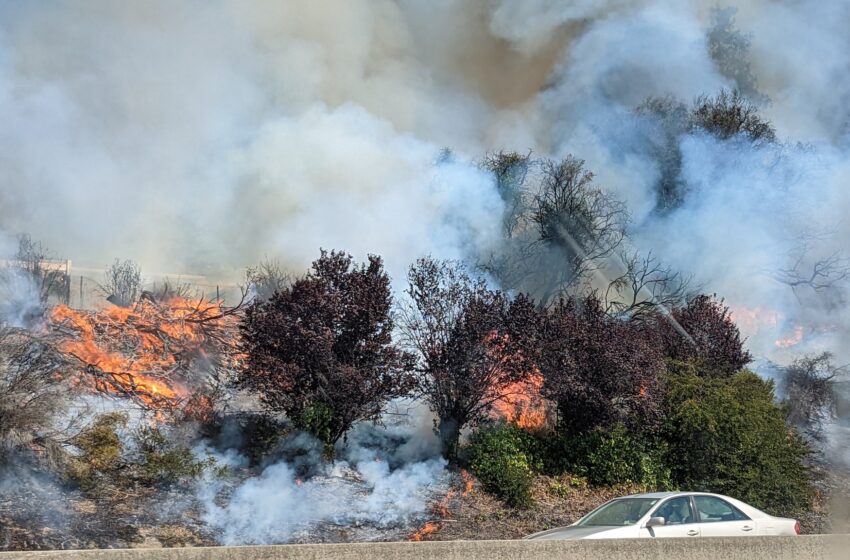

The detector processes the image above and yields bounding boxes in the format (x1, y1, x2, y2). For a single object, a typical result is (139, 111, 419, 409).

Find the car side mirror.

(645, 516, 666, 528)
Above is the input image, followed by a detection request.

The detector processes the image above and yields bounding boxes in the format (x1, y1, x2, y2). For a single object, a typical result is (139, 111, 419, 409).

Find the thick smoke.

(3, 0, 850, 539)
(196, 403, 447, 545)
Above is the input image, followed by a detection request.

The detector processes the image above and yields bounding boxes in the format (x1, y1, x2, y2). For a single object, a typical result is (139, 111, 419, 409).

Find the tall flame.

(491, 373, 548, 430)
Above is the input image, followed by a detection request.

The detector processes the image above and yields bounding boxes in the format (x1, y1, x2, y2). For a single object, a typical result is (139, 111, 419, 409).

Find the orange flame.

(409, 470, 474, 541)
(491, 373, 548, 430)
(410, 522, 440, 541)
(775, 325, 805, 348)
(460, 469, 474, 496)
(49, 297, 240, 412)
(728, 306, 783, 336)
(482, 331, 549, 430)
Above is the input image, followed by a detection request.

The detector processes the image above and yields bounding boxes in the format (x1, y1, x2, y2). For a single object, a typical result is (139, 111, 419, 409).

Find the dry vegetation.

(415, 473, 644, 541)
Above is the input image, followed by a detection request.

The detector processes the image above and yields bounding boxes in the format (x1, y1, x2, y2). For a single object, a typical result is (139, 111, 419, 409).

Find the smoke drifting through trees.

(2, 0, 850, 546)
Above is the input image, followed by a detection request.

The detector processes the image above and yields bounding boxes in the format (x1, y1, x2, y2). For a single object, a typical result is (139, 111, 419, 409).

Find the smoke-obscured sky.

(2, 0, 850, 361)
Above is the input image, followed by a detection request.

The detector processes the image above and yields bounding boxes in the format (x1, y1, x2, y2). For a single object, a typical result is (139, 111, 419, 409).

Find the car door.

(644, 496, 701, 538)
(693, 495, 756, 536)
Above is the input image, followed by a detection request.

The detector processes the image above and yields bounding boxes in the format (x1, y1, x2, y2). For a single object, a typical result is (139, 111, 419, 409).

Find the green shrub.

(662, 364, 812, 516)
(466, 423, 539, 508)
(546, 424, 671, 489)
(65, 412, 128, 491)
(135, 426, 220, 486)
(298, 402, 335, 449)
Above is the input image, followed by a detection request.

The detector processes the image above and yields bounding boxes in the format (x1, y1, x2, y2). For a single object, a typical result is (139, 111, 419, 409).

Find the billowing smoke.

(196, 403, 447, 545)
(3, 0, 850, 540)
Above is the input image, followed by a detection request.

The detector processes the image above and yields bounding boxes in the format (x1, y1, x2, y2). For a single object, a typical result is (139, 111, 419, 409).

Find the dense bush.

(238, 250, 415, 450)
(398, 257, 540, 460)
(655, 294, 752, 376)
(65, 412, 127, 492)
(662, 363, 812, 516)
(466, 423, 539, 508)
(1, 328, 73, 457)
(66, 417, 221, 492)
(538, 295, 666, 435)
(135, 426, 219, 486)
(545, 424, 671, 489)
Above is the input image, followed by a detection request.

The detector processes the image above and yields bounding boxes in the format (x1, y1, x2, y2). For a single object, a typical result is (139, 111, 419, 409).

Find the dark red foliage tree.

(237, 250, 414, 449)
(538, 294, 666, 436)
(657, 294, 752, 376)
(397, 258, 539, 459)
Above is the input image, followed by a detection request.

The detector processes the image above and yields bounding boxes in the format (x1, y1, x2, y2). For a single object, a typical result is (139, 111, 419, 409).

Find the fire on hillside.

(47, 294, 245, 415)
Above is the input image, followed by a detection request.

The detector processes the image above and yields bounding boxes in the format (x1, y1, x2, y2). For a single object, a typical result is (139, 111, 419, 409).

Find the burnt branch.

(775, 250, 850, 293)
(781, 352, 843, 443)
(603, 249, 693, 320)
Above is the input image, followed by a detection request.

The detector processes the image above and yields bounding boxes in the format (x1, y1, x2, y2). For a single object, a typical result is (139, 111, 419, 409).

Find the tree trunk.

(438, 417, 461, 462)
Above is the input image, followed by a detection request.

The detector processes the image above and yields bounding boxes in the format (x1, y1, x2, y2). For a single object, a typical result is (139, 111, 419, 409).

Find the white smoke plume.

(196, 403, 447, 545)
(3, 0, 850, 540)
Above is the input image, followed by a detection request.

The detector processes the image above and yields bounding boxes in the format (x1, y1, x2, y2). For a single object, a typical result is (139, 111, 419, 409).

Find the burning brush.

(409, 469, 474, 541)
(47, 292, 245, 415)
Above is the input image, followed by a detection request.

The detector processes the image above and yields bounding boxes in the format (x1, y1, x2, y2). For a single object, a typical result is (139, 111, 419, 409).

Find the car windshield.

(577, 498, 660, 527)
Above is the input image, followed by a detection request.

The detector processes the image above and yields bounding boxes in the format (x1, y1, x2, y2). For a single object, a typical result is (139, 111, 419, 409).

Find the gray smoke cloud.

(196, 402, 447, 545)
(3, 0, 850, 538)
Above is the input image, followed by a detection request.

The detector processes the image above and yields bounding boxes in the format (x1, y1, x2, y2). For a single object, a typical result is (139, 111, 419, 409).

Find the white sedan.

(525, 491, 801, 540)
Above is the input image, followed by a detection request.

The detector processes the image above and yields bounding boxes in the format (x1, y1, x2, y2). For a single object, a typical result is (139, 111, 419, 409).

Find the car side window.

(694, 496, 750, 523)
(653, 497, 695, 525)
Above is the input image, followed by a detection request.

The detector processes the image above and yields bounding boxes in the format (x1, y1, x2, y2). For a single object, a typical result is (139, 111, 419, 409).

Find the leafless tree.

(603, 249, 693, 321)
(531, 157, 628, 305)
(246, 258, 293, 303)
(0, 328, 74, 459)
(100, 259, 142, 308)
(636, 96, 691, 211)
(11, 234, 70, 305)
(775, 249, 850, 295)
(148, 279, 196, 302)
(781, 353, 842, 443)
(707, 7, 764, 102)
(482, 156, 628, 307)
(482, 151, 533, 238)
(691, 89, 776, 143)
(636, 89, 775, 213)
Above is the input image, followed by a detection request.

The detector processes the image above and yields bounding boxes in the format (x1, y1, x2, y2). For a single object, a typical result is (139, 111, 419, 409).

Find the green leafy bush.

(545, 424, 671, 489)
(466, 423, 539, 508)
(662, 363, 812, 516)
(135, 427, 220, 486)
(65, 412, 128, 491)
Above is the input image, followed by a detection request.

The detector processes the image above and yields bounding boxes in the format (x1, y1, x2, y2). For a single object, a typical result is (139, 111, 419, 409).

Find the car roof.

(615, 491, 681, 499)
(614, 491, 745, 500)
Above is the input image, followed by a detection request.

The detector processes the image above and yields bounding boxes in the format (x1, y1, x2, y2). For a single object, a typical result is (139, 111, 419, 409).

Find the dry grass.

(416, 472, 645, 541)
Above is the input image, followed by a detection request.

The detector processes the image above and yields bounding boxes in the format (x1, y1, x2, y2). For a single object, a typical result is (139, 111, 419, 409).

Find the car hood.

(524, 525, 624, 540)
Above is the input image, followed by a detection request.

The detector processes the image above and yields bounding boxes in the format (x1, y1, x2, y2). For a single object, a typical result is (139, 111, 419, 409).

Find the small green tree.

(65, 412, 127, 491)
(662, 362, 812, 516)
(467, 423, 539, 508)
(135, 426, 218, 486)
